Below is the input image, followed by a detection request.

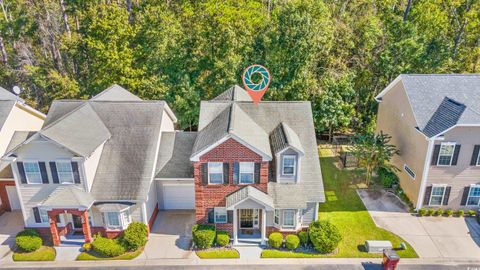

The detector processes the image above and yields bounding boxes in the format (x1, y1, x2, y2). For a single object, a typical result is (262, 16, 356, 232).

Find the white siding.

(130, 204, 143, 222)
(145, 181, 157, 220)
(160, 109, 175, 132)
(301, 202, 317, 226)
(83, 143, 104, 192)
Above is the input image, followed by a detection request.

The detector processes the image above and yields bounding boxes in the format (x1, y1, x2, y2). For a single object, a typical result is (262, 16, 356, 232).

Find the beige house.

(376, 74, 480, 210)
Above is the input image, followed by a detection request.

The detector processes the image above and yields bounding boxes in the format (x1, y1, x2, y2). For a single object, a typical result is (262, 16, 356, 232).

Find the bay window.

(239, 162, 254, 184)
(208, 162, 223, 184)
(282, 210, 295, 228)
(104, 209, 131, 229)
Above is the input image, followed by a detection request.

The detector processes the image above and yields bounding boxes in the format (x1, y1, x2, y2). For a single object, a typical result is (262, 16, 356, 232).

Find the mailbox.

(382, 249, 400, 270)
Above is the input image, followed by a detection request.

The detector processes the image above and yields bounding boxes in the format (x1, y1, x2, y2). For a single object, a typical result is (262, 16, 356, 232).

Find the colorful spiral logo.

(242, 64, 271, 92)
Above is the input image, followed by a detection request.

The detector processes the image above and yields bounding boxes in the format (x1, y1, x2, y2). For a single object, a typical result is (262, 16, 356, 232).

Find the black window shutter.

(39, 162, 49, 184)
(223, 163, 229, 185)
(442, 186, 451, 205)
(227, 210, 233, 223)
(233, 162, 239, 184)
(33, 207, 41, 223)
(431, 145, 441, 165)
(471, 145, 480, 166)
(17, 162, 27, 184)
(207, 208, 214, 223)
(460, 186, 470, 206)
(71, 162, 80, 184)
(451, 145, 461, 165)
(201, 163, 208, 185)
(49, 162, 59, 184)
(254, 163, 261, 184)
(423, 186, 432, 206)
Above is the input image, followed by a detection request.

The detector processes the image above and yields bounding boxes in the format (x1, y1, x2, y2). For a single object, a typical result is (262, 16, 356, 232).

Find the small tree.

(351, 132, 399, 186)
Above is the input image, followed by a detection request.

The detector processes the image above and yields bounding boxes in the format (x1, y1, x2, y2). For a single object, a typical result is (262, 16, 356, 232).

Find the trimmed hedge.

(268, 232, 283, 248)
(192, 224, 216, 249)
(91, 236, 126, 257)
(417, 209, 427, 216)
(309, 220, 342, 254)
(285, 234, 300, 250)
(216, 231, 230, 247)
(436, 209, 444, 216)
(298, 231, 309, 246)
(16, 229, 42, 252)
(123, 222, 148, 250)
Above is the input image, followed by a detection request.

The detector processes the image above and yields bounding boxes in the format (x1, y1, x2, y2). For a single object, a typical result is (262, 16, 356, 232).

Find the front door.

(72, 215, 83, 229)
(240, 209, 259, 229)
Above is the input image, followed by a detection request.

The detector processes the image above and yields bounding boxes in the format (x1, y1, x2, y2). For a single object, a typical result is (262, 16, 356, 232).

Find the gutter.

(416, 137, 435, 210)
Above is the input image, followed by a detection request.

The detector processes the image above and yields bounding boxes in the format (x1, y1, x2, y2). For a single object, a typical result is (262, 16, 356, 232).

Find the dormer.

(270, 122, 304, 183)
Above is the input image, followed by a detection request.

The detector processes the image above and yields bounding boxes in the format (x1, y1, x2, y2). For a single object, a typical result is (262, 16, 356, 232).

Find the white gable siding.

(83, 143, 104, 192)
(161, 109, 175, 132)
(16, 139, 74, 160)
(145, 181, 158, 221)
(301, 202, 317, 225)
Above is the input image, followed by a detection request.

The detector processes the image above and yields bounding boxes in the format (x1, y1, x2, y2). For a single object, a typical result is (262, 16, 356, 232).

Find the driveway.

(358, 189, 480, 259)
(0, 211, 23, 259)
(143, 210, 195, 259)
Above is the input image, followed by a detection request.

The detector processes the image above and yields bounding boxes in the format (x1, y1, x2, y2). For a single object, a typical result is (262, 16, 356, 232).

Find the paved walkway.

(235, 245, 264, 259)
(358, 189, 480, 259)
(55, 246, 82, 261)
(0, 211, 23, 260)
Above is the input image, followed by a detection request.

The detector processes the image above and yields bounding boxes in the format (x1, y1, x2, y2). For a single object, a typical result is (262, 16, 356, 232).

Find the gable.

(199, 138, 262, 162)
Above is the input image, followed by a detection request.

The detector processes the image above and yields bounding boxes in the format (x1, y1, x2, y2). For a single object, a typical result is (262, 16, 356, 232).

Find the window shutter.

(33, 207, 41, 223)
(431, 145, 441, 165)
(39, 162, 49, 184)
(223, 163, 229, 185)
(201, 163, 208, 185)
(471, 145, 480, 166)
(254, 163, 261, 184)
(233, 162, 239, 184)
(451, 145, 461, 165)
(442, 186, 451, 205)
(49, 162, 59, 184)
(71, 162, 80, 184)
(460, 186, 470, 206)
(207, 208, 214, 223)
(227, 210, 233, 223)
(423, 186, 432, 206)
(17, 162, 27, 184)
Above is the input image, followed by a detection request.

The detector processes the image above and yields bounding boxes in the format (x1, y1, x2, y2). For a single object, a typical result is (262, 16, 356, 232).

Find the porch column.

(233, 208, 238, 245)
(81, 210, 92, 243)
(48, 213, 60, 246)
(261, 209, 266, 246)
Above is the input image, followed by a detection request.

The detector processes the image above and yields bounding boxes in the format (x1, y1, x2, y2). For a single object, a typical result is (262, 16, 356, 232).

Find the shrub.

(123, 222, 148, 250)
(92, 236, 125, 257)
(309, 220, 342, 254)
(216, 231, 230, 247)
(285, 234, 300, 250)
(192, 224, 215, 249)
(426, 209, 435, 216)
(298, 231, 309, 246)
(436, 209, 444, 216)
(445, 209, 453, 217)
(16, 229, 42, 252)
(417, 208, 427, 217)
(467, 210, 476, 217)
(378, 167, 399, 188)
(457, 210, 465, 217)
(268, 233, 283, 248)
(82, 242, 92, 251)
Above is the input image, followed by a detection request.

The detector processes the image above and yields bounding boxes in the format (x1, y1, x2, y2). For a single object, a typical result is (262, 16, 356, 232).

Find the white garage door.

(6, 186, 21, 210)
(163, 184, 195, 210)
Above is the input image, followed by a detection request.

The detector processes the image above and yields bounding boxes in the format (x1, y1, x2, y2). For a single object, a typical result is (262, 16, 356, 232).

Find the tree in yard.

(350, 132, 399, 186)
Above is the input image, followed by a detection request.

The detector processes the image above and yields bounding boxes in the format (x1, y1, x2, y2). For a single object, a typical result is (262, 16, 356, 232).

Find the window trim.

(403, 164, 416, 180)
(429, 184, 447, 206)
(214, 207, 227, 224)
(282, 155, 296, 176)
(274, 209, 279, 225)
(106, 212, 121, 228)
(437, 142, 456, 166)
(467, 184, 480, 206)
(207, 162, 223, 185)
(55, 160, 74, 184)
(476, 150, 480, 166)
(239, 162, 255, 184)
(39, 209, 49, 224)
(23, 161, 42, 184)
(282, 209, 296, 228)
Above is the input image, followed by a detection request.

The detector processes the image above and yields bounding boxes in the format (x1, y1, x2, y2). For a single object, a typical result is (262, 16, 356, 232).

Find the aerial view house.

(376, 74, 480, 211)
(0, 87, 45, 216)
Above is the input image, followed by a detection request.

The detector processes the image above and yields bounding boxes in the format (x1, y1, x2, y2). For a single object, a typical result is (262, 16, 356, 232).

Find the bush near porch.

(192, 225, 239, 259)
(12, 229, 56, 261)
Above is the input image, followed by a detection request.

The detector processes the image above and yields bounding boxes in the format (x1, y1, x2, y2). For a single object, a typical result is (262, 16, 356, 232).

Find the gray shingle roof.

(91, 84, 142, 101)
(0, 86, 20, 101)
(0, 100, 16, 132)
(270, 122, 304, 154)
(156, 132, 196, 178)
(226, 186, 274, 209)
(399, 74, 480, 137)
(41, 186, 94, 209)
(212, 85, 252, 102)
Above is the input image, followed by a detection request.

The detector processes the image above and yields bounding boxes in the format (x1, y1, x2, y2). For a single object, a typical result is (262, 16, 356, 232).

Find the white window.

(24, 162, 42, 184)
(106, 212, 120, 227)
(403, 164, 415, 179)
(282, 210, 295, 228)
(429, 185, 446, 206)
(208, 162, 223, 184)
(282, 155, 296, 175)
(56, 161, 74, 184)
(438, 143, 456, 166)
(274, 209, 279, 225)
(120, 210, 131, 227)
(467, 185, 480, 206)
(39, 209, 49, 224)
(239, 162, 254, 184)
(214, 207, 227, 223)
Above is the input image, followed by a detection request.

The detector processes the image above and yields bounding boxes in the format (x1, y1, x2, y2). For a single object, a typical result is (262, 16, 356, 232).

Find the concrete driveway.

(143, 210, 195, 259)
(358, 189, 480, 259)
(0, 211, 23, 259)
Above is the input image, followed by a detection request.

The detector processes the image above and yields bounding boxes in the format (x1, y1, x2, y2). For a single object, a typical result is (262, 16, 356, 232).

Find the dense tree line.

(0, 0, 479, 134)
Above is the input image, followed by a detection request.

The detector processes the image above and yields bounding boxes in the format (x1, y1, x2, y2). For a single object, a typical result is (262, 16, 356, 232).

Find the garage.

(160, 183, 195, 210)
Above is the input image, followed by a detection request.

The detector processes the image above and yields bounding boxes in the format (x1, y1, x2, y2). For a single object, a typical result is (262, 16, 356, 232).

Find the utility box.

(382, 249, 400, 270)
(365, 240, 392, 253)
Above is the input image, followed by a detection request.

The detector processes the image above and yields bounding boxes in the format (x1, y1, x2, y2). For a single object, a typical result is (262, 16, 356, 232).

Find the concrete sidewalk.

(0, 211, 23, 260)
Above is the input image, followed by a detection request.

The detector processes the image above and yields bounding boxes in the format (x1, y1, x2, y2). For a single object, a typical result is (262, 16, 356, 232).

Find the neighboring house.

(0, 87, 45, 216)
(376, 74, 480, 211)
(187, 85, 325, 245)
(2, 85, 177, 245)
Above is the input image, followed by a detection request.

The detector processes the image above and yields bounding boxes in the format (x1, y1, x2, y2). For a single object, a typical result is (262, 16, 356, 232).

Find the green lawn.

(196, 248, 240, 259)
(76, 247, 144, 261)
(12, 246, 56, 261)
(261, 249, 326, 258)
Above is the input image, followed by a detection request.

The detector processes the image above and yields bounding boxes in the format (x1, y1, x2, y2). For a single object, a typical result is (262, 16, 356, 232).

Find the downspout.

(416, 138, 435, 210)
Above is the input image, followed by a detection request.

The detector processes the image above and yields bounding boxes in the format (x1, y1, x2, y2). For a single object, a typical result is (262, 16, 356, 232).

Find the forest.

(0, 0, 479, 134)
